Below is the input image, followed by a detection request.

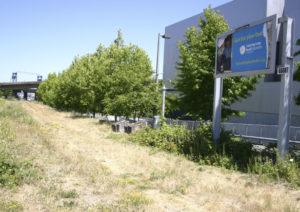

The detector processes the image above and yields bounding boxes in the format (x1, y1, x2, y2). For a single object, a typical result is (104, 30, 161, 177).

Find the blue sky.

(0, 0, 230, 82)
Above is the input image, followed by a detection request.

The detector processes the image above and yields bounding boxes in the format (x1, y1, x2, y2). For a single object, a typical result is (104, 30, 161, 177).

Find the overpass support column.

(23, 91, 27, 100)
(12, 90, 18, 98)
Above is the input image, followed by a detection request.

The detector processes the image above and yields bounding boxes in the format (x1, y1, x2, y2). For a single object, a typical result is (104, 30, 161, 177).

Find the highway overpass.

(0, 81, 41, 99)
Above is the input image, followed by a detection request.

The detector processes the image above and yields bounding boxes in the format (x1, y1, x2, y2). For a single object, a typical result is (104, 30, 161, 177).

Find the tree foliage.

(37, 30, 160, 118)
(172, 6, 262, 120)
(294, 39, 300, 105)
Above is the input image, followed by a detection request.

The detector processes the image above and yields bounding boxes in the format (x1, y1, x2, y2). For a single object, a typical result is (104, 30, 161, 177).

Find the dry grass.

(0, 100, 299, 211)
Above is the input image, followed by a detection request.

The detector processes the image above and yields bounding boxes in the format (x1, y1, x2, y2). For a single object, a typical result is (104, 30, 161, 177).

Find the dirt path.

(19, 101, 300, 211)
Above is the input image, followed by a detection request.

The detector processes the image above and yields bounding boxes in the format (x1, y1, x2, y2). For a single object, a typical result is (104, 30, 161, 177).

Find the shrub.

(248, 153, 300, 187)
(130, 124, 187, 153)
(129, 121, 300, 187)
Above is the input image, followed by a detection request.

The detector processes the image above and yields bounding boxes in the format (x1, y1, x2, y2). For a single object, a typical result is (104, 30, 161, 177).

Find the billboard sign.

(215, 15, 277, 77)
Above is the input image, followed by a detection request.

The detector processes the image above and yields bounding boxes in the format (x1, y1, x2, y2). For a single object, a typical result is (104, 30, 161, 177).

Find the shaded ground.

(1, 100, 300, 211)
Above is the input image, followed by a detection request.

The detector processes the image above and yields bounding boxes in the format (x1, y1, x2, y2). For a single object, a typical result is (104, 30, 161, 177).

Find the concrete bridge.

(0, 81, 41, 99)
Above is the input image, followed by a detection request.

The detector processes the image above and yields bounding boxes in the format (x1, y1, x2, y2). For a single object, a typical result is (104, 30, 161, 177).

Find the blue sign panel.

(215, 15, 275, 77)
(231, 23, 268, 72)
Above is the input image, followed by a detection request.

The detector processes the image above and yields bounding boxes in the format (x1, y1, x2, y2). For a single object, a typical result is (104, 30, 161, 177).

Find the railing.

(97, 114, 300, 145)
(164, 120, 300, 144)
(221, 122, 300, 144)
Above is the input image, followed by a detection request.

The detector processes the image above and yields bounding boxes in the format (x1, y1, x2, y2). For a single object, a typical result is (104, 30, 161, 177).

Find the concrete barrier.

(124, 121, 147, 134)
(112, 120, 129, 132)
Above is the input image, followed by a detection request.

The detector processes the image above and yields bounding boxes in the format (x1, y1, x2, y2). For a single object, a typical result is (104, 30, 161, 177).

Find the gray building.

(163, 0, 300, 126)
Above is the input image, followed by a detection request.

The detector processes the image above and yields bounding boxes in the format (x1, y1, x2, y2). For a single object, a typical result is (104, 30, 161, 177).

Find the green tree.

(172, 6, 262, 120)
(103, 30, 160, 120)
(37, 30, 159, 120)
(37, 73, 59, 107)
(294, 39, 300, 105)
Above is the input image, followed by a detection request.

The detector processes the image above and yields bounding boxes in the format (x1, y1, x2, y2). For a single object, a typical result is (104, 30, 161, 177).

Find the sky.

(0, 0, 231, 82)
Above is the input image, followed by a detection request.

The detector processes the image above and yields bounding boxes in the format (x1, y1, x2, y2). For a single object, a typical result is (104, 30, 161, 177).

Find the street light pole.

(155, 33, 161, 90)
(155, 33, 171, 91)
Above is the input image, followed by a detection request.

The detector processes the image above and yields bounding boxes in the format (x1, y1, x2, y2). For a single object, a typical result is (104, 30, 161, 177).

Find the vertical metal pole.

(155, 33, 161, 90)
(277, 17, 294, 160)
(212, 77, 223, 141)
(162, 85, 166, 117)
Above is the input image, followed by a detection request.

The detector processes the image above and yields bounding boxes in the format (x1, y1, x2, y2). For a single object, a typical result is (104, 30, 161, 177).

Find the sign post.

(212, 77, 223, 141)
(277, 17, 294, 160)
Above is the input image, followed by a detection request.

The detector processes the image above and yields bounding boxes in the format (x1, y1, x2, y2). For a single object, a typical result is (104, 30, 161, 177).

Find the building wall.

(163, 0, 300, 126)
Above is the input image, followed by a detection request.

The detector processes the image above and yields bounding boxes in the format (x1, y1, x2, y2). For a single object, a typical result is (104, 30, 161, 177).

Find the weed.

(198, 167, 205, 172)
(0, 101, 35, 125)
(0, 151, 35, 188)
(244, 182, 253, 188)
(137, 185, 151, 190)
(59, 189, 78, 198)
(149, 171, 167, 181)
(0, 121, 16, 141)
(118, 178, 136, 185)
(63, 200, 76, 207)
(97, 204, 120, 212)
(48, 122, 60, 128)
(120, 192, 153, 207)
(106, 133, 127, 141)
(40, 184, 57, 197)
(0, 200, 23, 211)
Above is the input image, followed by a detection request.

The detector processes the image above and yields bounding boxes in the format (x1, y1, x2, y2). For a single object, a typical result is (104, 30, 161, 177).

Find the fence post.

(153, 115, 160, 130)
(162, 85, 166, 117)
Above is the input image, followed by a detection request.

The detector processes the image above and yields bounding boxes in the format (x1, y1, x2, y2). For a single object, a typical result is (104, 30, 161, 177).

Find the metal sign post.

(277, 17, 294, 160)
(212, 77, 223, 141)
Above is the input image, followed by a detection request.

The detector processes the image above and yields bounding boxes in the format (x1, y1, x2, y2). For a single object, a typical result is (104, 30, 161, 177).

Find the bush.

(0, 151, 34, 188)
(248, 153, 300, 187)
(130, 124, 186, 153)
(129, 121, 300, 187)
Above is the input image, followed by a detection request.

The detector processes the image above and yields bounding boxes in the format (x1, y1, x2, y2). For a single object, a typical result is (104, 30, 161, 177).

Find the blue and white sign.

(231, 23, 269, 72)
(215, 15, 276, 77)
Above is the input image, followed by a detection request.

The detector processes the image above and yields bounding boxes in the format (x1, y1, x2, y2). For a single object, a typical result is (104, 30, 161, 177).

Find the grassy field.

(0, 99, 299, 211)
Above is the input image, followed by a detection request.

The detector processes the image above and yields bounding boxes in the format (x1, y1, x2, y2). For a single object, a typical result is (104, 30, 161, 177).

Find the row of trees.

(37, 31, 161, 120)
